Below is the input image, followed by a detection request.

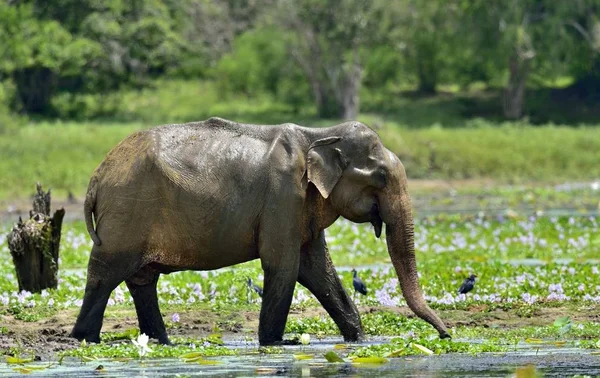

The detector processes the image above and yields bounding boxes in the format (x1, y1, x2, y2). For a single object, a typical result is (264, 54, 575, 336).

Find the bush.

(211, 28, 311, 110)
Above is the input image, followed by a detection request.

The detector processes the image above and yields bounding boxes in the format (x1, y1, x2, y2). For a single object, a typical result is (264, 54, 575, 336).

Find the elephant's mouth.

(370, 204, 383, 238)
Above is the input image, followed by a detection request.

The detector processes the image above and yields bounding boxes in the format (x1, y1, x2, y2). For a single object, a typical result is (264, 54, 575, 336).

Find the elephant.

(70, 117, 450, 345)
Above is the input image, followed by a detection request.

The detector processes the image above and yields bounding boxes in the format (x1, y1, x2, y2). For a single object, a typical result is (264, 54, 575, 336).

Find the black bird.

(247, 278, 263, 297)
(352, 269, 368, 299)
(458, 274, 477, 294)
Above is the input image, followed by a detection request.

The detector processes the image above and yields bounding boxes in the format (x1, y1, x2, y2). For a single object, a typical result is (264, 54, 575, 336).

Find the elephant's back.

(151, 120, 272, 193)
(91, 120, 271, 266)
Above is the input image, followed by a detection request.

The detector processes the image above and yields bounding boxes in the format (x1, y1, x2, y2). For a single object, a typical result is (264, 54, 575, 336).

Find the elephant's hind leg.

(71, 247, 141, 343)
(298, 231, 364, 342)
(126, 268, 170, 345)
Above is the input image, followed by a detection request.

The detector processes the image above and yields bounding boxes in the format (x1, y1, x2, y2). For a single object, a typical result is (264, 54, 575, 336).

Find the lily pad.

(196, 359, 221, 365)
(294, 353, 313, 360)
(6, 356, 34, 364)
(324, 351, 344, 363)
(179, 352, 205, 360)
(352, 356, 389, 364)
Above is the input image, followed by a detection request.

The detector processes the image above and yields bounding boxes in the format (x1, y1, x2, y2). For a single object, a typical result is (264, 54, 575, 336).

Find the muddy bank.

(1, 305, 598, 361)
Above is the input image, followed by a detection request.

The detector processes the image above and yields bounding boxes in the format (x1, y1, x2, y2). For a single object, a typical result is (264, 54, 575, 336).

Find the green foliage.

(1, 113, 600, 200)
(60, 336, 236, 360)
(0, 0, 599, 119)
(213, 28, 286, 95)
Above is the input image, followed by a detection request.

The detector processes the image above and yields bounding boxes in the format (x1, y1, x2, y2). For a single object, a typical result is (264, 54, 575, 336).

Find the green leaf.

(412, 343, 434, 355)
(383, 349, 405, 358)
(352, 356, 389, 364)
(6, 356, 34, 364)
(553, 317, 571, 328)
(207, 333, 224, 345)
(524, 338, 544, 344)
(182, 356, 205, 363)
(324, 351, 344, 363)
(196, 359, 221, 365)
(179, 352, 205, 360)
(12, 367, 32, 374)
(294, 353, 313, 360)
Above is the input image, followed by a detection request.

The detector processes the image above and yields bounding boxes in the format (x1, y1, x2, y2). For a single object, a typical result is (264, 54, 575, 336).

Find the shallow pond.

(2, 338, 599, 377)
(2, 351, 600, 377)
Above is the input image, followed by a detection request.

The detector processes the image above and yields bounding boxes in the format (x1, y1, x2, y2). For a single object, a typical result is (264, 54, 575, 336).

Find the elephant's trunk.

(379, 161, 450, 338)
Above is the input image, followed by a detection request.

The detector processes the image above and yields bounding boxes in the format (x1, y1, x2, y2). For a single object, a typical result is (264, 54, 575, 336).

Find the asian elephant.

(71, 117, 450, 345)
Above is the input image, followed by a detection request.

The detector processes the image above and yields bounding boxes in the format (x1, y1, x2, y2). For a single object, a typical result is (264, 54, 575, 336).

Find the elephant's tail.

(84, 176, 102, 246)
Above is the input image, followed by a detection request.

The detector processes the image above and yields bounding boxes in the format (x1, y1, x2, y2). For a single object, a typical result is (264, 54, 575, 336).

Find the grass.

(0, 122, 141, 200)
(1, 79, 600, 201)
(1, 121, 600, 201)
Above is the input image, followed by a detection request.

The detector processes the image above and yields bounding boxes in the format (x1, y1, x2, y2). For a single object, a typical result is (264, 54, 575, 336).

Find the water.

(2, 351, 600, 377)
(2, 339, 599, 377)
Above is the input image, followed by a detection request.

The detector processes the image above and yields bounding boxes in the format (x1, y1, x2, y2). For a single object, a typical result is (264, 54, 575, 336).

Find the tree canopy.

(0, 0, 599, 119)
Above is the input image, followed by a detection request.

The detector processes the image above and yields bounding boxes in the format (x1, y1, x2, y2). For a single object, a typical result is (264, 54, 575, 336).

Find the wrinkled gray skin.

(71, 117, 450, 345)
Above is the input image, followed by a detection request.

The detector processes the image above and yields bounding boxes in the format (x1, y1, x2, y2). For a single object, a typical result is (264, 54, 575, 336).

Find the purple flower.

(172, 313, 180, 323)
(521, 293, 537, 305)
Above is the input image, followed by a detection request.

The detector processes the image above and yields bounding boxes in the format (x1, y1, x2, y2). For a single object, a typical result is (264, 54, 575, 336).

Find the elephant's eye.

(372, 167, 387, 188)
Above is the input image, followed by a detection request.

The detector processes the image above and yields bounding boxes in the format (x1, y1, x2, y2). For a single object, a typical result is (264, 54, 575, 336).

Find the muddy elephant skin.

(71, 117, 450, 345)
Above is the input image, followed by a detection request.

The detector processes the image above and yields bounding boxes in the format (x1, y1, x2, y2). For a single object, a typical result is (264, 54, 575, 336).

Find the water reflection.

(2, 349, 600, 377)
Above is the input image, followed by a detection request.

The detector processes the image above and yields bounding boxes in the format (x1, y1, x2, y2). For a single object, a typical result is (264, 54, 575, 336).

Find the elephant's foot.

(70, 327, 101, 344)
(342, 328, 364, 343)
(259, 338, 301, 346)
(438, 330, 452, 339)
(156, 335, 172, 345)
(258, 337, 283, 346)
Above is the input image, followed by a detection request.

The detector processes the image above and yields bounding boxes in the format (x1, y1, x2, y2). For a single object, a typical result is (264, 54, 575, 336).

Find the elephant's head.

(306, 122, 450, 339)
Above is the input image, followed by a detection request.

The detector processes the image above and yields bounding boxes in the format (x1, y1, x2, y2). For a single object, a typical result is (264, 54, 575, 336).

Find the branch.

(567, 19, 594, 46)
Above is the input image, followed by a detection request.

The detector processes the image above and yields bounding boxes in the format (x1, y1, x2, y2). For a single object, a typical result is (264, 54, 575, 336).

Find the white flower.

(132, 333, 153, 357)
(300, 333, 311, 345)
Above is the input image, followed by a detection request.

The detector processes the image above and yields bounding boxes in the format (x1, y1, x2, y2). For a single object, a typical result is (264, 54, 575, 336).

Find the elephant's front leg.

(298, 231, 364, 341)
(258, 226, 301, 345)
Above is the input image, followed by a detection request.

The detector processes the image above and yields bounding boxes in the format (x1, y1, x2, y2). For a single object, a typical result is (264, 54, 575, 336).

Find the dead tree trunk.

(7, 183, 65, 293)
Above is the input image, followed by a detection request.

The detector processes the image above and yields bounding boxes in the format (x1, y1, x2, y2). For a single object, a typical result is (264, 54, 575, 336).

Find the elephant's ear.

(307, 137, 345, 199)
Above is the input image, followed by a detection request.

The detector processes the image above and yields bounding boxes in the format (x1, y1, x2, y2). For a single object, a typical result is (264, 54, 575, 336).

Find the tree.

(273, 0, 375, 119)
(461, 0, 585, 119)
(0, 0, 188, 114)
(561, 1, 600, 99)
(0, 3, 100, 113)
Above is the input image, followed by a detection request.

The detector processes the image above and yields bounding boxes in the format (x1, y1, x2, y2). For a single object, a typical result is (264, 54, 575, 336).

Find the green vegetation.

(60, 336, 235, 360)
(1, 0, 599, 122)
(0, 2, 599, 199)
(1, 209, 599, 361)
(2, 82, 600, 200)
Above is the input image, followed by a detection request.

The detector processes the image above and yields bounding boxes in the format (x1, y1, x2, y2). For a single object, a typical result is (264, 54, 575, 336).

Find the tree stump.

(7, 183, 65, 293)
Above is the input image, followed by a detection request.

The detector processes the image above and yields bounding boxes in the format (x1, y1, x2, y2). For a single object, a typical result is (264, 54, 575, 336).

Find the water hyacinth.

(132, 333, 153, 357)
(0, 214, 598, 317)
